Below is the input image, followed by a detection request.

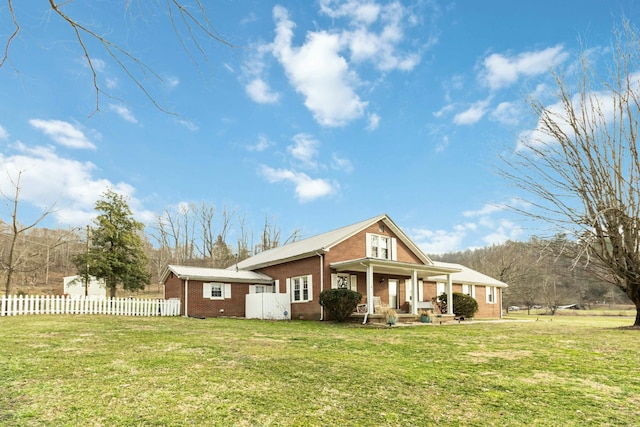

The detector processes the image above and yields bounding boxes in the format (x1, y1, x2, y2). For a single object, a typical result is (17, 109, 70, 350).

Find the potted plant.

(417, 309, 432, 323)
(380, 307, 398, 326)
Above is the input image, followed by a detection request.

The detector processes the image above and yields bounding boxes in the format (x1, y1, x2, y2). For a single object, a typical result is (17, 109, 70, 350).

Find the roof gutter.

(238, 249, 329, 271)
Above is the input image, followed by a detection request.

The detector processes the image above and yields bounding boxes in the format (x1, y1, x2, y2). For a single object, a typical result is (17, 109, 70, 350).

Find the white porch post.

(446, 274, 454, 315)
(366, 264, 374, 315)
(412, 269, 418, 315)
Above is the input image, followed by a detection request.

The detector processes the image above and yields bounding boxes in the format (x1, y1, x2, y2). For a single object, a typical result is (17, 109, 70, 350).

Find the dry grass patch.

(1, 315, 639, 426)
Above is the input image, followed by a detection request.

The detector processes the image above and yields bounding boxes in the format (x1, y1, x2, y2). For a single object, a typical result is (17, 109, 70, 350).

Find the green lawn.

(1, 315, 638, 426)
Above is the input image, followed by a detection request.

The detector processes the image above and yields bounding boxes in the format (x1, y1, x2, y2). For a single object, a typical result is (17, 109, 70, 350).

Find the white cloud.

(246, 3, 425, 126)
(287, 133, 319, 167)
(453, 100, 490, 125)
(463, 203, 505, 218)
(259, 165, 336, 202)
(411, 226, 468, 255)
(482, 220, 524, 245)
(29, 119, 97, 150)
(105, 77, 118, 89)
(435, 135, 449, 153)
(109, 104, 138, 124)
(163, 76, 180, 90)
(245, 78, 280, 104)
(367, 113, 380, 131)
(480, 45, 569, 90)
(320, 0, 421, 72)
(331, 153, 354, 173)
(248, 135, 273, 152)
(177, 119, 199, 131)
(319, 0, 381, 25)
(272, 6, 367, 127)
(87, 58, 106, 73)
(344, 4, 421, 71)
(433, 103, 454, 118)
(515, 72, 640, 151)
(491, 101, 521, 126)
(0, 143, 140, 225)
(0, 124, 8, 140)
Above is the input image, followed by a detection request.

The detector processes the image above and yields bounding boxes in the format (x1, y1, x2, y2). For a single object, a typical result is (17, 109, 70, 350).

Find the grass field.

(1, 315, 639, 426)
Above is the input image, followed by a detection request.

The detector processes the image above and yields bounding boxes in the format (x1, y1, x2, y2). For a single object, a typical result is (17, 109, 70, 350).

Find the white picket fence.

(0, 295, 181, 317)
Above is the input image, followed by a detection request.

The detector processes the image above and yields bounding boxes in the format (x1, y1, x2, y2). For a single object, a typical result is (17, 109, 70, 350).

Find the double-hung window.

(367, 233, 396, 260)
(486, 286, 496, 304)
(462, 284, 475, 298)
(203, 282, 231, 300)
(289, 275, 313, 303)
(211, 283, 223, 299)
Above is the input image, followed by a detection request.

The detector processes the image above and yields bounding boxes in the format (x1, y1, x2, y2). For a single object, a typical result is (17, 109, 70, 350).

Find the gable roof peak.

(233, 213, 431, 271)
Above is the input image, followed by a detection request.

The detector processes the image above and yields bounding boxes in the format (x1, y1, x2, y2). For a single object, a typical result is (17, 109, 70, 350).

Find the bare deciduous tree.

(502, 20, 640, 326)
(0, 171, 55, 294)
(1, 1, 234, 113)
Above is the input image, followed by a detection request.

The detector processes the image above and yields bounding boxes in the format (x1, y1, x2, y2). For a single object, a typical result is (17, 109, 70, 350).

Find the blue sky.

(0, 0, 637, 254)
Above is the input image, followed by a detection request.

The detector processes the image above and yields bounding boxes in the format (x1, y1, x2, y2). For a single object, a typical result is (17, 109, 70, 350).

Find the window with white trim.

(203, 282, 231, 300)
(367, 233, 397, 260)
(436, 282, 445, 296)
(336, 274, 349, 289)
(462, 284, 475, 298)
(486, 286, 496, 304)
(291, 275, 313, 303)
(211, 283, 223, 299)
(331, 273, 357, 291)
(250, 284, 272, 294)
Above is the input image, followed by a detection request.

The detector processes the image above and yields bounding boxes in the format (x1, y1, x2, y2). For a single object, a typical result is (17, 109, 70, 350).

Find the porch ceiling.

(330, 258, 460, 278)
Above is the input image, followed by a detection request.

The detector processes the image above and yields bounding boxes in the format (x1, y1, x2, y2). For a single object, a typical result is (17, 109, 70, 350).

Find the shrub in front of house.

(319, 289, 362, 322)
(438, 292, 479, 319)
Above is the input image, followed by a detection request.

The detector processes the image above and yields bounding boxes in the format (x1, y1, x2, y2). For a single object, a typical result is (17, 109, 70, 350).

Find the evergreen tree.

(74, 190, 150, 298)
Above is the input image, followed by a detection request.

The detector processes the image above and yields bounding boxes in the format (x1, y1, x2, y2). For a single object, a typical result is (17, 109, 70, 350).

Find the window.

(367, 233, 396, 260)
(332, 273, 357, 291)
(203, 282, 231, 300)
(486, 286, 496, 304)
(436, 282, 445, 296)
(405, 279, 424, 302)
(211, 283, 223, 299)
(289, 275, 313, 303)
(337, 274, 349, 289)
(462, 284, 475, 298)
(249, 284, 273, 294)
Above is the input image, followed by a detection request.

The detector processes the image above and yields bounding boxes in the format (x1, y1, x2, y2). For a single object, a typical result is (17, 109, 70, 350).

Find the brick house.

(161, 214, 507, 320)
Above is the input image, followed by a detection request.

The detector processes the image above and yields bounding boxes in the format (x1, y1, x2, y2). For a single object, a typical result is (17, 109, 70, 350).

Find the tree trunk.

(629, 282, 640, 327)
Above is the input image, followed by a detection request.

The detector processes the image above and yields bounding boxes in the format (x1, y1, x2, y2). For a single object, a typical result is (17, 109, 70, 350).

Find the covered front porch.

(330, 258, 461, 316)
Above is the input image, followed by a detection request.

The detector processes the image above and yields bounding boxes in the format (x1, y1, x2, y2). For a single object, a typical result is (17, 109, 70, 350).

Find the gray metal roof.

(429, 261, 508, 287)
(161, 264, 273, 284)
(232, 214, 432, 270)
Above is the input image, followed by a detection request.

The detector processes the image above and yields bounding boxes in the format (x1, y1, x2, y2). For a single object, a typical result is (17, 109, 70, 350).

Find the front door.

(389, 279, 399, 309)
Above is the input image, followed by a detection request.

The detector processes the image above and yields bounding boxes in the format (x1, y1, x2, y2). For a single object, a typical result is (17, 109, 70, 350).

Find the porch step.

(349, 313, 456, 325)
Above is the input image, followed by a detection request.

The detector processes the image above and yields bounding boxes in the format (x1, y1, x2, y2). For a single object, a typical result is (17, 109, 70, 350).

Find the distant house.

(63, 275, 106, 299)
(161, 214, 508, 321)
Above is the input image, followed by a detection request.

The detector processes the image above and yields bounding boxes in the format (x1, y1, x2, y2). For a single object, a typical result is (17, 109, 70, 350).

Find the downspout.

(184, 277, 189, 318)
(412, 269, 419, 315)
(317, 252, 324, 320)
